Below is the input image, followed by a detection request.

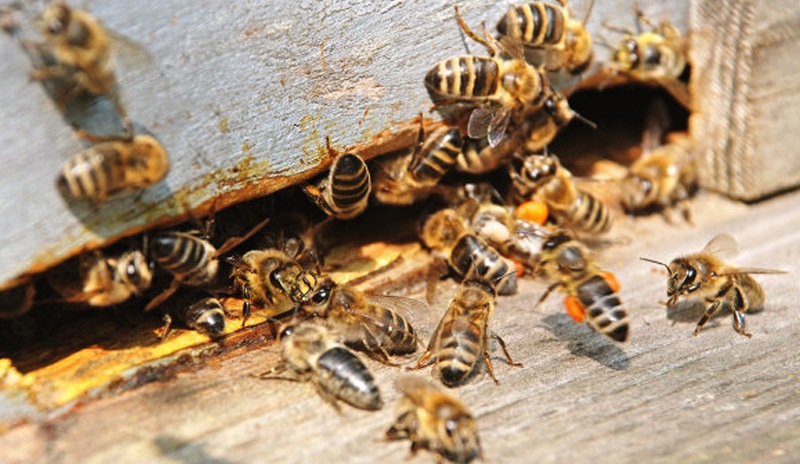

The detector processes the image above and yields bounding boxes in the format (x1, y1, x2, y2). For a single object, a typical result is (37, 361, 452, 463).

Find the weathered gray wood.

(689, 0, 800, 200)
(1, 188, 798, 464)
(0, 0, 689, 289)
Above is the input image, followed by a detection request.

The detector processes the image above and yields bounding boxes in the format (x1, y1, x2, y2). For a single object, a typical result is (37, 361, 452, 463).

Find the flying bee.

(297, 276, 422, 365)
(372, 125, 462, 205)
(420, 207, 518, 297)
(257, 322, 383, 411)
(603, 9, 690, 109)
(386, 375, 482, 463)
(56, 134, 169, 203)
(425, 7, 556, 147)
(304, 153, 371, 220)
(415, 279, 521, 387)
(641, 234, 786, 338)
(0, 280, 36, 319)
(496, 0, 595, 76)
(508, 151, 612, 234)
(228, 245, 319, 327)
(46, 249, 153, 307)
(145, 217, 271, 312)
(160, 294, 227, 339)
(538, 232, 629, 342)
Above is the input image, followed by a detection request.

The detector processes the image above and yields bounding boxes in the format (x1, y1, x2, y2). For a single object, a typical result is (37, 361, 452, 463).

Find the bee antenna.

(639, 256, 670, 272)
(582, 0, 596, 26)
(572, 109, 598, 129)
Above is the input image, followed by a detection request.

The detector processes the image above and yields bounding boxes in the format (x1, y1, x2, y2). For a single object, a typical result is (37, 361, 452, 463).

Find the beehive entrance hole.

(552, 84, 690, 176)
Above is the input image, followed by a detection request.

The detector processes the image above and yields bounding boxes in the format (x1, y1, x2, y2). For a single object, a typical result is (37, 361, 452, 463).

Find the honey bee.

(496, 0, 595, 75)
(425, 7, 555, 147)
(257, 322, 383, 411)
(228, 246, 319, 326)
(420, 208, 518, 296)
(386, 375, 482, 463)
(32, 2, 116, 107)
(604, 9, 690, 109)
(621, 100, 696, 220)
(415, 279, 521, 387)
(145, 217, 271, 312)
(458, 190, 548, 273)
(55, 134, 169, 203)
(304, 153, 371, 220)
(0, 280, 36, 319)
(372, 126, 462, 205)
(508, 151, 612, 234)
(538, 232, 629, 342)
(161, 294, 227, 339)
(641, 234, 786, 338)
(297, 276, 422, 365)
(455, 92, 594, 174)
(47, 249, 153, 307)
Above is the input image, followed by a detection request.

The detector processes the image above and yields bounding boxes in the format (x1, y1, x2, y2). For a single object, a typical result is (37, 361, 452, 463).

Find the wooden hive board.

(0, 188, 798, 463)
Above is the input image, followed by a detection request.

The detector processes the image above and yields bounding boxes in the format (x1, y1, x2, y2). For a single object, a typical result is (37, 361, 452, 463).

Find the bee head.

(41, 3, 70, 37)
(436, 405, 481, 464)
(613, 37, 640, 71)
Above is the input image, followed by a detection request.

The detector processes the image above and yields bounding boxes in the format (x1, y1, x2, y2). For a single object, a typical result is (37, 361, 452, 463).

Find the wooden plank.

(689, 0, 800, 200)
(0, 0, 689, 289)
(0, 188, 797, 463)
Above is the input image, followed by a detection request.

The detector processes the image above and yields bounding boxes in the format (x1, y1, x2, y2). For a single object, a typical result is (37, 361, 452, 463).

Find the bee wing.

(394, 374, 440, 402)
(468, 107, 511, 148)
(364, 294, 434, 327)
(714, 267, 788, 277)
(108, 30, 154, 72)
(702, 234, 739, 259)
(467, 107, 494, 140)
(486, 110, 512, 147)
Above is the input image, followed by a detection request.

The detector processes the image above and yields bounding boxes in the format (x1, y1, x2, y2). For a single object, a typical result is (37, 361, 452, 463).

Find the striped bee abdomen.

(317, 346, 382, 410)
(576, 275, 629, 342)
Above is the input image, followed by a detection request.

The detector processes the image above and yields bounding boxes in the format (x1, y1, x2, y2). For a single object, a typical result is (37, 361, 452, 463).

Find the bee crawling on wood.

(414, 277, 522, 388)
(304, 153, 371, 220)
(538, 232, 629, 342)
(602, 7, 690, 109)
(386, 375, 482, 463)
(56, 134, 170, 204)
(296, 275, 423, 366)
(641, 234, 787, 338)
(256, 322, 383, 411)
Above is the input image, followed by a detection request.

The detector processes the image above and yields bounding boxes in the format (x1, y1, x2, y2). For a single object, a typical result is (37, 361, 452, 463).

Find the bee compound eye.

(279, 325, 294, 340)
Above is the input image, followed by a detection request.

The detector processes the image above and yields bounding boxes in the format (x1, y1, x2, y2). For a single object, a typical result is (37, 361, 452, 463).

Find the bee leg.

(385, 411, 414, 441)
(144, 281, 180, 312)
(410, 350, 435, 370)
(492, 332, 523, 368)
(311, 383, 343, 413)
(537, 282, 562, 305)
(241, 284, 252, 328)
(482, 349, 500, 385)
(731, 285, 752, 338)
(694, 300, 723, 336)
(159, 313, 173, 340)
(425, 257, 449, 304)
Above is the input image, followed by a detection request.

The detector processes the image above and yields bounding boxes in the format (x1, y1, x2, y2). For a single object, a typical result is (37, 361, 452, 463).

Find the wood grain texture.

(689, 0, 800, 200)
(0, 188, 797, 464)
(0, 0, 688, 289)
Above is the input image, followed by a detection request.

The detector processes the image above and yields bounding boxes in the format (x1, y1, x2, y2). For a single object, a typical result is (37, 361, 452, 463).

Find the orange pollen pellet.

(601, 271, 621, 293)
(515, 201, 548, 225)
(564, 295, 586, 323)
(513, 260, 526, 277)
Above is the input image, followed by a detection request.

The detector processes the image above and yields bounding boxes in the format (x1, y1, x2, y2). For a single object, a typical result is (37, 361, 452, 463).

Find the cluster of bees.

(0, 1, 788, 462)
